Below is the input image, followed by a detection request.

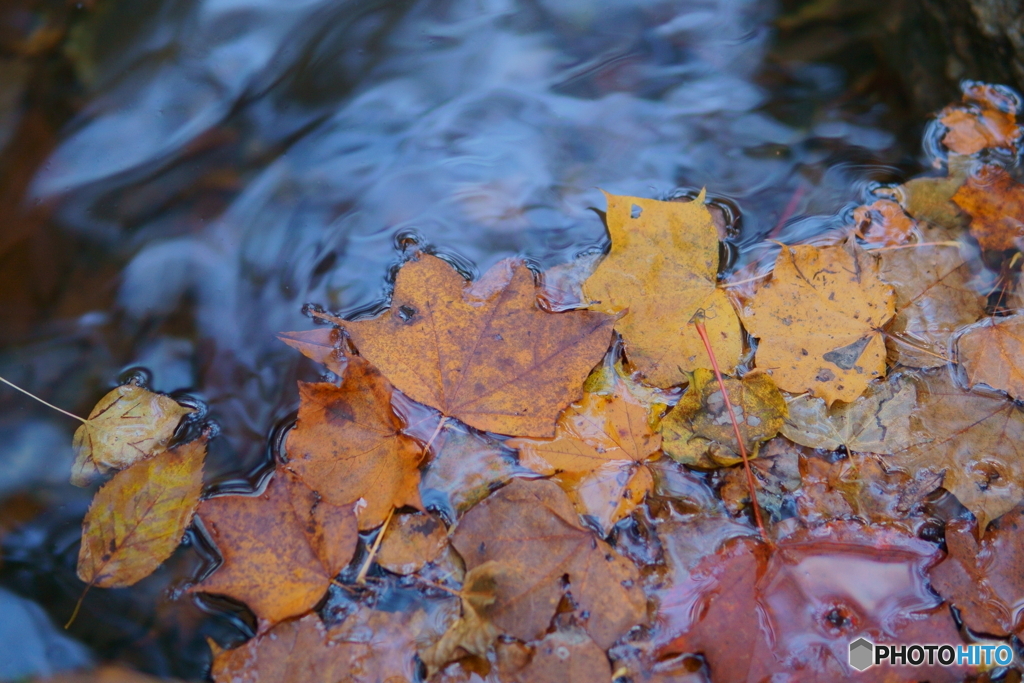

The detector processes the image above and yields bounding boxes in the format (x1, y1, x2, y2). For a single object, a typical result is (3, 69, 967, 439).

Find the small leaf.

(376, 511, 448, 575)
(938, 82, 1021, 155)
(71, 383, 194, 486)
(958, 313, 1024, 400)
(78, 437, 205, 588)
(953, 164, 1024, 251)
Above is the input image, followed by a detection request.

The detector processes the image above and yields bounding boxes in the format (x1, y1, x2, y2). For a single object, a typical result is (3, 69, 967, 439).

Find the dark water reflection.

(0, 0, 917, 678)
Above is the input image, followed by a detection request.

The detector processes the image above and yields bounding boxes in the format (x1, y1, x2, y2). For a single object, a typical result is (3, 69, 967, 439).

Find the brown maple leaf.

(194, 468, 358, 630)
(71, 382, 194, 486)
(852, 199, 919, 247)
(930, 509, 1024, 638)
(448, 478, 645, 652)
(953, 164, 1024, 251)
(660, 524, 967, 683)
(740, 238, 895, 405)
(341, 253, 614, 437)
(78, 436, 206, 588)
(508, 360, 663, 533)
(957, 313, 1024, 400)
(376, 511, 449, 575)
(284, 354, 423, 530)
(889, 371, 1024, 531)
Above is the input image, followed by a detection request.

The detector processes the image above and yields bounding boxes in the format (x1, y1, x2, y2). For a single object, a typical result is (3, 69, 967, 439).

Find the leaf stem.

(64, 583, 92, 629)
(689, 312, 768, 543)
(0, 375, 87, 423)
(308, 309, 347, 326)
(356, 507, 395, 585)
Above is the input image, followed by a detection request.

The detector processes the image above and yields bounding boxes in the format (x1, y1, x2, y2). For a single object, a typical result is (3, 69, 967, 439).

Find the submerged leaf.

(342, 253, 614, 437)
(376, 511, 448, 575)
(852, 199, 918, 247)
(889, 371, 1024, 530)
(877, 243, 985, 368)
(195, 469, 358, 630)
(780, 375, 916, 454)
(78, 437, 205, 588)
(71, 383, 194, 486)
(939, 82, 1021, 155)
(740, 239, 895, 405)
(661, 369, 786, 468)
(285, 355, 423, 530)
(953, 164, 1024, 251)
(582, 192, 742, 386)
(957, 313, 1024, 400)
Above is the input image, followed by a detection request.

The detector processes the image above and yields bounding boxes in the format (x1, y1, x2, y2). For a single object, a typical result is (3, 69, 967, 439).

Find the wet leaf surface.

(195, 469, 358, 630)
(342, 253, 614, 437)
(502, 629, 612, 683)
(509, 360, 663, 532)
(889, 371, 1024, 530)
(583, 192, 742, 387)
(284, 354, 423, 530)
(377, 511, 449, 575)
(71, 383, 194, 486)
(781, 374, 915, 454)
(78, 436, 205, 588)
(661, 368, 786, 468)
(929, 507, 1024, 638)
(660, 524, 968, 682)
(741, 239, 895, 404)
(277, 328, 348, 377)
(852, 199, 918, 247)
(957, 313, 1024, 399)
(449, 478, 646, 650)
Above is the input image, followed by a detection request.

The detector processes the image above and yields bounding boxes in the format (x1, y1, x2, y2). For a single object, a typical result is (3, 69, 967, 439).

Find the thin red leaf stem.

(690, 313, 768, 542)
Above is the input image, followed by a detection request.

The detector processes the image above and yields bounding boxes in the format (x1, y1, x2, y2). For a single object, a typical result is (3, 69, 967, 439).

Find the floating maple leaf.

(930, 509, 1024, 638)
(78, 436, 206, 588)
(582, 192, 742, 387)
(939, 82, 1021, 155)
(448, 479, 645, 651)
(508, 360, 664, 533)
(71, 382, 194, 486)
(195, 469, 357, 630)
(957, 313, 1024, 400)
(889, 371, 1024, 531)
(284, 354, 423, 530)
(661, 368, 786, 468)
(342, 253, 614, 437)
(740, 238, 895, 404)
(660, 524, 967, 682)
(852, 199, 918, 247)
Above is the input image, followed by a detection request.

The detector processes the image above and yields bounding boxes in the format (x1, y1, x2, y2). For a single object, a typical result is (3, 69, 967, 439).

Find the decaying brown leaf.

(195, 469, 358, 630)
(285, 354, 423, 530)
(509, 359, 664, 532)
(503, 629, 612, 683)
(893, 156, 971, 236)
(71, 383, 194, 486)
(582, 192, 742, 387)
(33, 666, 181, 683)
(877, 243, 985, 368)
(929, 508, 1024, 638)
(780, 374, 916, 454)
(719, 437, 800, 520)
(277, 328, 348, 376)
(853, 199, 918, 247)
(377, 511, 449, 575)
(889, 371, 1024, 530)
(211, 606, 425, 683)
(78, 436, 205, 588)
(740, 238, 895, 405)
(342, 253, 614, 437)
(661, 368, 786, 468)
(449, 478, 645, 651)
(939, 82, 1021, 155)
(660, 525, 967, 682)
(953, 164, 1024, 251)
(957, 313, 1024, 400)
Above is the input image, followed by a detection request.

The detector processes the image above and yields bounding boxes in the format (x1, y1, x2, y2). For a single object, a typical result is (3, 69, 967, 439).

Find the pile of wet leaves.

(18, 81, 1024, 682)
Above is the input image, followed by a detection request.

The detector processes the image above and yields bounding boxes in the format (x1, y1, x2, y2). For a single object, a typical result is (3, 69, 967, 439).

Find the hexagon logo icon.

(849, 638, 874, 671)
